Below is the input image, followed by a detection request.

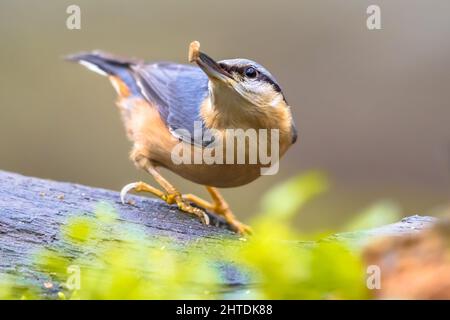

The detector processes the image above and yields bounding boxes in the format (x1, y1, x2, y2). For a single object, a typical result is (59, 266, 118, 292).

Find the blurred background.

(0, 0, 449, 231)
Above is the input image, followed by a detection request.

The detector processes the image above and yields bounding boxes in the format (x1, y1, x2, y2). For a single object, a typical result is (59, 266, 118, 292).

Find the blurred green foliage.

(0, 171, 400, 300)
(345, 200, 401, 232)
(260, 171, 329, 221)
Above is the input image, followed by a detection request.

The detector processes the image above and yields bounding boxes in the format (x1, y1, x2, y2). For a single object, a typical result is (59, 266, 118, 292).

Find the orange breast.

(116, 97, 294, 187)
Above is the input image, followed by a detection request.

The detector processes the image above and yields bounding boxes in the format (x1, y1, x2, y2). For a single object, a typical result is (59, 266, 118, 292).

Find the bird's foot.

(120, 182, 209, 225)
(182, 193, 252, 235)
(215, 206, 253, 235)
(163, 192, 210, 225)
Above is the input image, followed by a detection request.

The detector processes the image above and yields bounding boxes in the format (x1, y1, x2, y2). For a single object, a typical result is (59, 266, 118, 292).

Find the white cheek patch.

(243, 80, 266, 95)
(243, 81, 282, 107)
(78, 60, 108, 76)
(270, 93, 283, 108)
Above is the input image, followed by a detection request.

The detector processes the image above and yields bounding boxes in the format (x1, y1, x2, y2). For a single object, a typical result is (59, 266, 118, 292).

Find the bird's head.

(189, 42, 289, 128)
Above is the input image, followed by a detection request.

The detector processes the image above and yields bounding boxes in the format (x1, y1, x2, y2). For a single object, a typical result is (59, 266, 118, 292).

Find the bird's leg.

(183, 187, 252, 235)
(146, 165, 210, 225)
(206, 187, 253, 235)
(121, 160, 209, 225)
(120, 181, 166, 203)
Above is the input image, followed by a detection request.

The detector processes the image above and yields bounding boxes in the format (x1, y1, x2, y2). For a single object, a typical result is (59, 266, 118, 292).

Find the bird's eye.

(244, 66, 258, 78)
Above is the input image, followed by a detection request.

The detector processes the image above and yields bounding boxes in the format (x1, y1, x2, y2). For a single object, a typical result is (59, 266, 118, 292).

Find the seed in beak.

(188, 40, 200, 63)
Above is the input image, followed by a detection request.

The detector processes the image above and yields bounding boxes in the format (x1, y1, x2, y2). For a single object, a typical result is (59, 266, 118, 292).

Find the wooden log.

(0, 170, 437, 295)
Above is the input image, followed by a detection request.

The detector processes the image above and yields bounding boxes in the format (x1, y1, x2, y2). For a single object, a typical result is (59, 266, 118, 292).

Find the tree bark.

(0, 170, 436, 295)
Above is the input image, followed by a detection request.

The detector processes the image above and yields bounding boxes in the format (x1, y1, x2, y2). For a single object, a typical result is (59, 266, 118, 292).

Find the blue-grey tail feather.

(66, 51, 141, 96)
(68, 52, 214, 147)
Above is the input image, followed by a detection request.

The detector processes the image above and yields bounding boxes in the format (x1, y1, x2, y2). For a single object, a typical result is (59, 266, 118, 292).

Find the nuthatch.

(67, 41, 297, 234)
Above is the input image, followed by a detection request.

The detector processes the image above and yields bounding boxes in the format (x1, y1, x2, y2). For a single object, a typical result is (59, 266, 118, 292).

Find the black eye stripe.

(258, 73, 282, 93)
(219, 64, 247, 76)
(218, 63, 240, 74)
(219, 63, 283, 94)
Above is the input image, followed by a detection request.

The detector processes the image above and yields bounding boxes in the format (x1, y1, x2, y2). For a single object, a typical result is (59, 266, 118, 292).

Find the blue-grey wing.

(133, 62, 213, 147)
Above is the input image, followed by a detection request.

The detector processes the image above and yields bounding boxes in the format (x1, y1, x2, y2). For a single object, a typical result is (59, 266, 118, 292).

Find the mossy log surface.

(0, 170, 436, 295)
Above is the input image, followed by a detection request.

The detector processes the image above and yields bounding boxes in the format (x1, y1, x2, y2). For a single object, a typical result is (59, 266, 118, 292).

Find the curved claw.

(120, 181, 210, 227)
(120, 182, 139, 204)
(202, 212, 210, 226)
(177, 200, 210, 225)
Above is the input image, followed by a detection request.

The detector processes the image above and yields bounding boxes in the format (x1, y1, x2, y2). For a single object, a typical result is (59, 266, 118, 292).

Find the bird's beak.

(189, 41, 233, 85)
